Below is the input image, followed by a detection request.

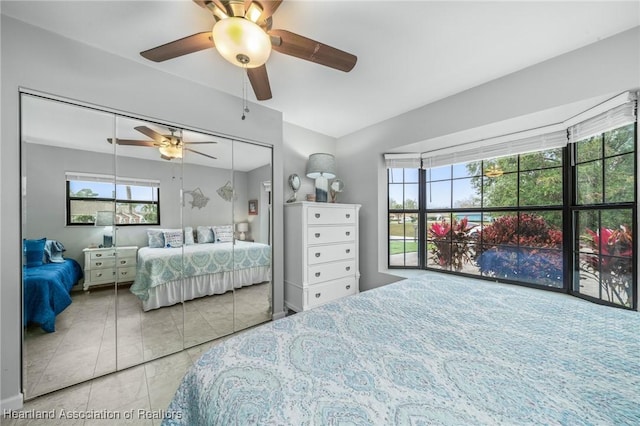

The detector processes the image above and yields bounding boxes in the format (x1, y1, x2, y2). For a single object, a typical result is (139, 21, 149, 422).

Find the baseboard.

(272, 310, 286, 320)
(1, 392, 23, 411)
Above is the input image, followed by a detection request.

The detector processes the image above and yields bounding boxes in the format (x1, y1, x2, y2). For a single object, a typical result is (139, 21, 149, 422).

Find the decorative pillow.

(197, 226, 215, 244)
(44, 239, 66, 263)
(213, 225, 234, 243)
(184, 227, 195, 245)
(147, 229, 165, 248)
(163, 230, 183, 248)
(24, 238, 47, 268)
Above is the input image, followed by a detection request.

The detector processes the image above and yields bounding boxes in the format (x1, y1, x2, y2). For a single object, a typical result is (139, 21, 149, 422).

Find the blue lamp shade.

(306, 153, 336, 202)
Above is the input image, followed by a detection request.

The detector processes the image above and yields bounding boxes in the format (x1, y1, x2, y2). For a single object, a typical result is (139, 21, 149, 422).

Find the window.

(387, 121, 636, 309)
(66, 173, 160, 226)
(422, 149, 565, 288)
(572, 123, 636, 308)
(388, 168, 420, 267)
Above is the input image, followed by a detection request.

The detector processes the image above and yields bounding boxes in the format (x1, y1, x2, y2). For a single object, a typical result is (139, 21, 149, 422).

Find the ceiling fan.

(107, 126, 217, 161)
(140, 0, 357, 101)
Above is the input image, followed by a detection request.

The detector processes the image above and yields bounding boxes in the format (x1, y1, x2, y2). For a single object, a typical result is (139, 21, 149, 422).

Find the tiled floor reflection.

(4, 339, 225, 426)
(23, 282, 272, 400)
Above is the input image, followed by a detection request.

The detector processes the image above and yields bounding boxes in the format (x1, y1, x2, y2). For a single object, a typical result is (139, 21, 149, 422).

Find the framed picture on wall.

(248, 199, 258, 215)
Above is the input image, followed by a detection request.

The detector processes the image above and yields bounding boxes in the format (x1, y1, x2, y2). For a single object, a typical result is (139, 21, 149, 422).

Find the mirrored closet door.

(21, 94, 118, 396)
(20, 93, 273, 399)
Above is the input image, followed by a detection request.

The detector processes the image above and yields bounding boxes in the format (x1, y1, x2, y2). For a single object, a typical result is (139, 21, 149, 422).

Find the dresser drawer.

(307, 206, 356, 225)
(115, 256, 136, 268)
(116, 266, 136, 282)
(88, 258, 116, 269)
(90, 268, 116, 282)
(90, 250, 116, 260)
(308, 259, 355, 284)
(307, 226, 355, 245)
(308, 243, 355, 265)
(306, 277, 357, 309)
(89, 247, 137, 260)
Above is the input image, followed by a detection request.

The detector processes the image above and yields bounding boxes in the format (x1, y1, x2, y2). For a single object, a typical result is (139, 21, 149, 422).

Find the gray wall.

(282, 122, 337, 201)
(336, 26, 640, 292)
(1, 15, 284, 408)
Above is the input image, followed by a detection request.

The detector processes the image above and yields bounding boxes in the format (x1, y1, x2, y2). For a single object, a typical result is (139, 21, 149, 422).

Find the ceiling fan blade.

(134, 126, 166, 144)
(107, 138, 157, 147)
(185, 148, 218, 160)
(247, 65, 272, 100)
(269, 29, 357, 72)
(140, 32, 215, 62)
(184, 141, 219, 145)
(160, 154, 174, 161)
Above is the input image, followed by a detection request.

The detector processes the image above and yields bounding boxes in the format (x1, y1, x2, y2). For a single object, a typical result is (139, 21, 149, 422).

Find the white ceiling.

(3, 1, 639, 138)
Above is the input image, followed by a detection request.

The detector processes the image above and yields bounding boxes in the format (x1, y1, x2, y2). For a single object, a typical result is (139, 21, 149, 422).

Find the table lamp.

(306, 153, 336, 202)
(237, 222, 249, 241)
(95, 211, 115, 248)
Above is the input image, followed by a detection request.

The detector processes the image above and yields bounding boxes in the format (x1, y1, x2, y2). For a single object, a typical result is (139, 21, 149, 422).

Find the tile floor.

(11, 282, 272, 425)
(24, 282, 271, 398)
(3, 338, 226, 426)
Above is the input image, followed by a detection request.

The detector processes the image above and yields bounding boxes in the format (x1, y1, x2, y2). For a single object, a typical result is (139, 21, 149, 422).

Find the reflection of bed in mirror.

(23, 238, 84, 332)
(130, 241, 271, 311)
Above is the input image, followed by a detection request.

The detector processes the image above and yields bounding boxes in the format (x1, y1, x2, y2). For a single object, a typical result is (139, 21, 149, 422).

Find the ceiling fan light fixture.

(212, 17, 271, 68)
(485, 165, 504, 178)
(159, 145, 183, 159)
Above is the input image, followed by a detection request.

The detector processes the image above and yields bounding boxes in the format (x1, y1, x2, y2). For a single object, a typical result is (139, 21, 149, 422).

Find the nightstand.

(82, 246, 138, 290)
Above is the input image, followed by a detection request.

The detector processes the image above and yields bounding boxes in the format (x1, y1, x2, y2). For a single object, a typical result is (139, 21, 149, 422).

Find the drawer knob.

(315, 233, 320, 238)
(315, 253, 321, 258)
(121, 271, 128, 275)
(345, 231, 351, 236)
(346, 214, 351, 218)
(346, 266, 351, 271)
(315, 293, 321, 298)
(96, 253, 102, 257)
(96, 273, 102, 277)
(346, 285, 351, 290)
(96, 262, 102, 266)
(315, 272, 321, 277)
(315, 213, 320, 218)
(346, 249, 351, 254)
(120, 260, 126, 264)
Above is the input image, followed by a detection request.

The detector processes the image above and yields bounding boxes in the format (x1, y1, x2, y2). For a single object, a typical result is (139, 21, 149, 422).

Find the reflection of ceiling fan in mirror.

(139, 0, 357, 101)
(107, 126, 217, 161)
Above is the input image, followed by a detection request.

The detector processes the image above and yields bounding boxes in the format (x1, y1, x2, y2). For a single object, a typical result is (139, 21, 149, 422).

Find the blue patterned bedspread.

(164, 272, 640, 425)
(23, 259, 83, 333)
(131, 241, 271, 301)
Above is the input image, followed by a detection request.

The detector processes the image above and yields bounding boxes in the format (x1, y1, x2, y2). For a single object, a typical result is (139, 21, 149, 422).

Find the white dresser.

(284, 202, 361, 312)
(82, 246, 138, 290)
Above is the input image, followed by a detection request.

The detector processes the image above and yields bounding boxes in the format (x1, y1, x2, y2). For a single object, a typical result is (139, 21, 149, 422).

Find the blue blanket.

(164, 272, 640, 425)
(23, 259, 83, 332)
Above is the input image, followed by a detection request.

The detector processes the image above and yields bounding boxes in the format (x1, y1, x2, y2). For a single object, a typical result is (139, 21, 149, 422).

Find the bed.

(130, 241, 271, 311)
(23, 259, 83, 333)
(163, 272, 640, 425)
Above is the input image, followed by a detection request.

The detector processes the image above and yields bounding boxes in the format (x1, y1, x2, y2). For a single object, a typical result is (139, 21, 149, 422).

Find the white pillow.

(184, 227, 195, 245)
(163, 230, 183, 248)
(196, 226, 215, 244)
(212, 225, 234, 243)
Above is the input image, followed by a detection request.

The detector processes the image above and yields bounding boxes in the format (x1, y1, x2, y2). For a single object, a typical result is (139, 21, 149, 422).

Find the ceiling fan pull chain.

(241, 64, 250, 120)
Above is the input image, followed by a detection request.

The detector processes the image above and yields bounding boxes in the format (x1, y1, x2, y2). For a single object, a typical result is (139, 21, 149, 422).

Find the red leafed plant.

(428, 217, 475, 271)
(476, 213, 563, 284)
(584, 225, 633, 304)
